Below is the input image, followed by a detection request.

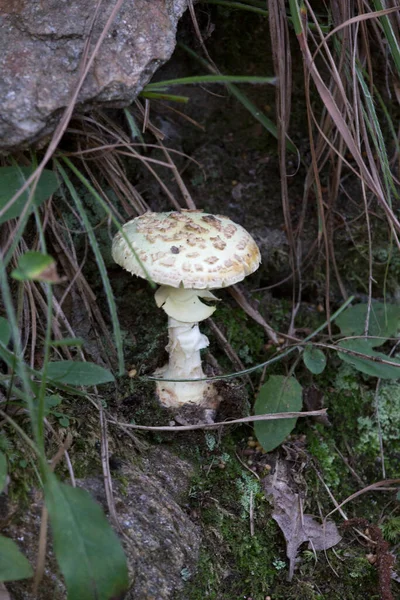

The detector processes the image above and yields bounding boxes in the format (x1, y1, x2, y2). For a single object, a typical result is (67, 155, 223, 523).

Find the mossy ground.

(102, 278, 399, 600)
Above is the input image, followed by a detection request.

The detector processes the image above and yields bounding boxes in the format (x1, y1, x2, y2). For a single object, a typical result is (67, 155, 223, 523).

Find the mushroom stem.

(154, 317, 216, 408)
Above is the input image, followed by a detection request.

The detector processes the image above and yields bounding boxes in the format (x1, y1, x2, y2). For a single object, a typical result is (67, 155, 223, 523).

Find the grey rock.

(0, 0, 188, 152)
(6, 447, 200, 600)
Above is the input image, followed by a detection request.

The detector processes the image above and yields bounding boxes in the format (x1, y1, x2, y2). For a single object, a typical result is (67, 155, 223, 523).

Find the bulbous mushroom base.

(153, 317, 221, 419)
(155, 379, 220, 409)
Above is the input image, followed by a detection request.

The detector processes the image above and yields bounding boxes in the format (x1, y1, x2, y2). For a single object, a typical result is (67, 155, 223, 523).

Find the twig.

(229, 285, 279, 345)
(249, 490, 255, 537)
(32, 506, 48, 596)
(97, 398, 117, 524)
(207, 318, 253, 390)
(108, 409, 327, 431)
(326, 479, 400, 519)
(235, 451, 260, 481)
(333, 444, 364, 487)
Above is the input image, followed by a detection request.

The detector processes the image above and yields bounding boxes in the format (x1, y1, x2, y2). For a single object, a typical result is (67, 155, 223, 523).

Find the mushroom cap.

(112, 210, 261, 289)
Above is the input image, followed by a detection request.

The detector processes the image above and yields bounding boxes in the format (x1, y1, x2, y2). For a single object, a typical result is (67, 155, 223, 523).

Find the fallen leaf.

(263, 459, 341, 580)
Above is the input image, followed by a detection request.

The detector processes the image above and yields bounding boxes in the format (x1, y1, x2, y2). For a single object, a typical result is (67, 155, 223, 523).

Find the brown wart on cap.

(112, 210, 261, 414)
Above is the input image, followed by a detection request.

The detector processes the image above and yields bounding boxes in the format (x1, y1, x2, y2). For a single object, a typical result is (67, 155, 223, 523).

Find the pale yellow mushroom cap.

(112, 210, 261, 289)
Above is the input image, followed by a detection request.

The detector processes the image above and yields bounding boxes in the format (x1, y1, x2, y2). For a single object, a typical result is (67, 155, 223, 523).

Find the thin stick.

(108, 409, 327, 432)
(249, 490, 255, 537)
(325, 479, 400, 519)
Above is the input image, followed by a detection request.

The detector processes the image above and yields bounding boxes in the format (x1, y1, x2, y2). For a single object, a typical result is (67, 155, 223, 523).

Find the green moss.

(211, 303, 265, 367)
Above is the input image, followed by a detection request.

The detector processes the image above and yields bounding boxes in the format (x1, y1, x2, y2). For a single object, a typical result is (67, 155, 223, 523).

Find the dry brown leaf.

(263, 459, 341, 580)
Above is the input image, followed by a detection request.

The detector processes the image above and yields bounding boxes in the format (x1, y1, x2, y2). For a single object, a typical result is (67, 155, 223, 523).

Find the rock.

(6, 447, 200, 600)
(0, 0, 188, 152)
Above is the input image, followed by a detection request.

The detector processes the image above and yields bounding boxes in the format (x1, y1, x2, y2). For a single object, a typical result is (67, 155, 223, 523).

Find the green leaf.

(0, 318, 11, 346)
(335, 302, 400, 347)
(254, 375, 303, 452)
(46, 361, 114, 386)
(0, 535, 33, 582)
(11, 251, 57, 282)
(303, 345, 327, 375)
(44, 474, 129, 600)
(338, 339, 400, 379)
(0, 166, 60, 224)
(44, 395, 63, 415)
(0, 452, 7, 493)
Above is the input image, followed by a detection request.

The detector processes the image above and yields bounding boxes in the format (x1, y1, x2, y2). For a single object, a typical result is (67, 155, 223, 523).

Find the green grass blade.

(198, 0, 268, 16)
(372, 0, 400, 76)
(177, 43, 295, 151)
(145, 75, 277, 89)
(123, 108, 146, 145)
(139, 91, 189, 103)
(55, 160, 125, 375)
(288, 0, 304, 35)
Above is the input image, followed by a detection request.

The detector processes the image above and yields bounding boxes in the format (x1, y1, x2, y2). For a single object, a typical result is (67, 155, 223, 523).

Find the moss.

(180, 434, 280, 599)
(211, 302, 266, 368)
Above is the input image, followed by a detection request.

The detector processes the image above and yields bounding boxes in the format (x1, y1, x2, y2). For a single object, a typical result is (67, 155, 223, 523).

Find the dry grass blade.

(229, 285, 279, 345)
(299, 4, 400, 245)
(109, 408, 328, 431)
(268, 0, 299, 337)
(207, 317, 254, 390)
(326, 479, 400, 519)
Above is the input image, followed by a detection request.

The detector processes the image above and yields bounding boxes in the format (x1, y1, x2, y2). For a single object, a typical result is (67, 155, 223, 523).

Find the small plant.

(0, 169, 128, 598)
(236, 471, 260, 518)
(254, 301, 400, 452)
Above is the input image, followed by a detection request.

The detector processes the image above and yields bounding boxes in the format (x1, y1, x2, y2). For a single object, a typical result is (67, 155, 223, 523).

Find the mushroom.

(112, 210, 261, 410)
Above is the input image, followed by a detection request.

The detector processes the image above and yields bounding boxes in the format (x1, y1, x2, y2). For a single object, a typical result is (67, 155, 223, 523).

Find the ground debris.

(263, 458, 341, 580)
(344, 518, 395, 600)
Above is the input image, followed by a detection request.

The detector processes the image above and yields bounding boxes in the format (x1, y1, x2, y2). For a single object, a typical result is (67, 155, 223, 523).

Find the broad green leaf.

(0, 166, 59, 225)
(254, 375, 303, 452)
(0, 319, 11, 346)
(0, 452, 7, 493)
(44, 474, 128, 600)
(335, 302, 400, 347)
(45, 394, 62, 409)
(46, 361, 114, 386)
(338, 339, 400, 379)
(0, 536, 33, 582)
(11, 252, 57, 283)
(303, 345, 326, 375)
